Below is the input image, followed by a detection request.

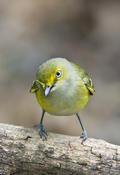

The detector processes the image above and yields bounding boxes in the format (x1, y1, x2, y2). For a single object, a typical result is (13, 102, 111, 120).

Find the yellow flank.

(30, 58, 95, 116)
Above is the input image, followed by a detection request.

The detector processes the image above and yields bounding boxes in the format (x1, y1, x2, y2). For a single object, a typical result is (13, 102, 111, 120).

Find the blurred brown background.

(0, 0, 120, 144)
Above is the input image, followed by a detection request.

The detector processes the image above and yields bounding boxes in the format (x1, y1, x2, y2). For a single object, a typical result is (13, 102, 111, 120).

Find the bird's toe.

(80, 130, 88, 140)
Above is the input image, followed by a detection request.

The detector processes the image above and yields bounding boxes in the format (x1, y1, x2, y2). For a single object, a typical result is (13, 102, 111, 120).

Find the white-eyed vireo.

(30, 58, 95, 139)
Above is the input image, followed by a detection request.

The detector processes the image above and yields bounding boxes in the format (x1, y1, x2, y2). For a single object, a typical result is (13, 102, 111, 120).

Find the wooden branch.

(0, 124, 120, 175)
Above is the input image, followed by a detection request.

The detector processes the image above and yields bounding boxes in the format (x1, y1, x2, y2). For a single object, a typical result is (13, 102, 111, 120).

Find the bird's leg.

(76, 113, 88, 140)
(34, 110, 47, 139)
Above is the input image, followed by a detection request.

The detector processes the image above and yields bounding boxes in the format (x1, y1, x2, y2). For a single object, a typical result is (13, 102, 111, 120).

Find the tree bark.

(0, 123, 120, 175)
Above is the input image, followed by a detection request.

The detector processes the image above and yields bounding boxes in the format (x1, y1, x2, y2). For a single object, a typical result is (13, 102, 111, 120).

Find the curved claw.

(80, 130, 88, 140)
(34, 123, 47, 139)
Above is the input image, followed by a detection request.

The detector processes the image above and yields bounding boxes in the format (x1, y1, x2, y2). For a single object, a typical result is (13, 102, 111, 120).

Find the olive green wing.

(82, 73, 95, 95)
(30, 80, 41, 93)
(71, 62, 95, 95)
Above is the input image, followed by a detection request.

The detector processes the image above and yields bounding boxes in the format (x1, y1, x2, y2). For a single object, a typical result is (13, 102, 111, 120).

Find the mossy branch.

(0, 123, 120, 175)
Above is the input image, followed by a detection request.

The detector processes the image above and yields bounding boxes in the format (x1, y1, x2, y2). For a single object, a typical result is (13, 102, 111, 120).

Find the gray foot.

(34, 124, 47, 139)
(81, 130, 88, 140)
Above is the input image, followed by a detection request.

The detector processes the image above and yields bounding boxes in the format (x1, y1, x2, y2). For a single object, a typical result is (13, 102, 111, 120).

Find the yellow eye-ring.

(56, 70, 62, 78)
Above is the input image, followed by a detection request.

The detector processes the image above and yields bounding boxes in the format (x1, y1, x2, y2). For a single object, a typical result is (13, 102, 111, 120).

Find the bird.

(30, 57, 95, 140)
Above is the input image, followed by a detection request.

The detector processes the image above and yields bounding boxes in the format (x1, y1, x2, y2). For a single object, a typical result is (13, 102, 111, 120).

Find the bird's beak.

(44, 85, 51, 96)
(44, 82, 56, 96)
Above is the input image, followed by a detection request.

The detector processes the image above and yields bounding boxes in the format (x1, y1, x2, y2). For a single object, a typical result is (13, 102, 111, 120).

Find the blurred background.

(0, 0, 120, 145)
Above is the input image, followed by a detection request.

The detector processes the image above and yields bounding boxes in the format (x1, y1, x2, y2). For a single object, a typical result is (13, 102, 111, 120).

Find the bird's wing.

(82, 72, 95, 95)
(71, 62, 95, 95)
(30, 80, 41, 93)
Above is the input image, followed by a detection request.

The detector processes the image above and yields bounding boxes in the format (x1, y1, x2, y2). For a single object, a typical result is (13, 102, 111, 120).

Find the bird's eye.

(56, 70, 62, 78)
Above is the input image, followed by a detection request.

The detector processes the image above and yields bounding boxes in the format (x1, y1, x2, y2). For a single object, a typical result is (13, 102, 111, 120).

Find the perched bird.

(30, 58, 95, 139)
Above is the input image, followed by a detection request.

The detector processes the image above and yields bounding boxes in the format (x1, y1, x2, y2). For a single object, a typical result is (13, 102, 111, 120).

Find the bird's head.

(36, 58, 71, 96)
